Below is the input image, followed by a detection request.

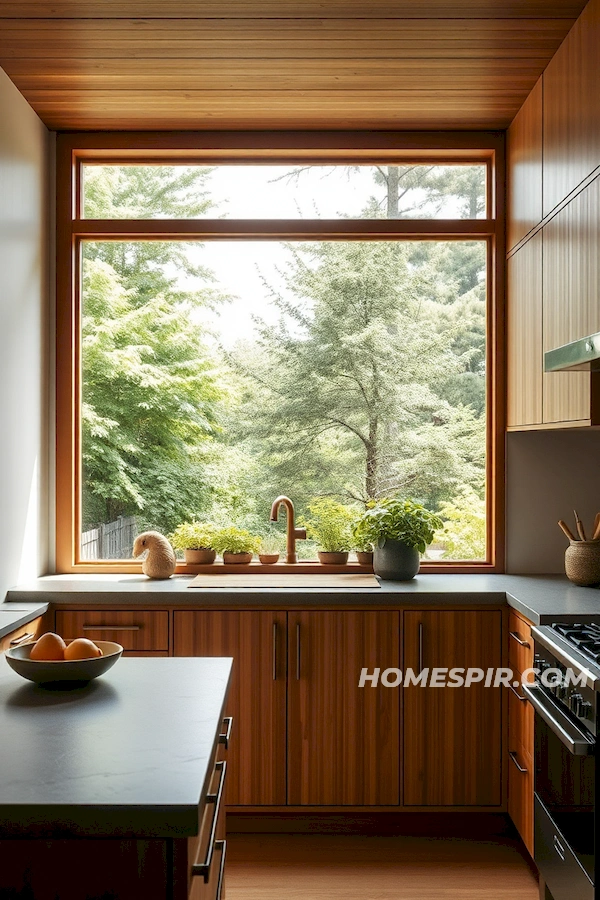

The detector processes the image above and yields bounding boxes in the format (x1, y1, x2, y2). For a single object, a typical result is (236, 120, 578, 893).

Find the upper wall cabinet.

(543, 177, 600, 425)
(507, 77, 543, 251)
(543, 0, 600, 216)
(507, 232, 543, 428)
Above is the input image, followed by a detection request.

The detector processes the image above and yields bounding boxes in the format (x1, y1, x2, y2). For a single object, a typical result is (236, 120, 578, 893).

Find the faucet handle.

(294, 528, 307, 541)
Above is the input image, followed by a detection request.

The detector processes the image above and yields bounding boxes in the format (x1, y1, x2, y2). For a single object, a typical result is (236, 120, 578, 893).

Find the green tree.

(81, 165, 230, 536)
(229, 240, 485, 509)
(81, 258, 224, 533)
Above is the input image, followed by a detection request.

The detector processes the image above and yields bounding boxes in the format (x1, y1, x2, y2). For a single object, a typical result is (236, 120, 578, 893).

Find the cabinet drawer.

(188, 720, 230, 900)
(508, 681, 534, 764)
(56, 610, 169, 651)
(508, 746, 534, 856)
(509, 611, 534, 676)
(0, 617, 43, 653)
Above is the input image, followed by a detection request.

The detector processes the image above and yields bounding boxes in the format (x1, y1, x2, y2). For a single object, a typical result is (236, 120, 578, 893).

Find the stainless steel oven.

(526, 624, 599, 900)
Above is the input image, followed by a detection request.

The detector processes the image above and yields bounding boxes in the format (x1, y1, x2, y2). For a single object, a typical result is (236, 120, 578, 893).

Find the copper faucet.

(270, 495, 306, 564)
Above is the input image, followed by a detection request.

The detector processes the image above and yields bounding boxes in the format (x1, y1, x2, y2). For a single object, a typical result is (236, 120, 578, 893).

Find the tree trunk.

(365, 418, 378, 499)
(387, 167, 399, 218)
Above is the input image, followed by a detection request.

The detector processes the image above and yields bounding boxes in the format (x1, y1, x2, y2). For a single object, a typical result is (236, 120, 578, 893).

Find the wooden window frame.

(56, 131, 505, 574)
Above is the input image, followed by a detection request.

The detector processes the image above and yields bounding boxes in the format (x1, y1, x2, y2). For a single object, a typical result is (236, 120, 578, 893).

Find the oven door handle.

(522, 683, 595, 756)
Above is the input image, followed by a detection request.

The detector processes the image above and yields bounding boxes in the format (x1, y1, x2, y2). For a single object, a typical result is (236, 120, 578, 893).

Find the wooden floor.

(226, 834, 538, 900)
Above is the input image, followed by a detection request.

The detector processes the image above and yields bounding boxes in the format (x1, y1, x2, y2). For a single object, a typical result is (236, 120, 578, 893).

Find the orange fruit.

(30, 632, 66, 661)
(64, 638, 103, 660)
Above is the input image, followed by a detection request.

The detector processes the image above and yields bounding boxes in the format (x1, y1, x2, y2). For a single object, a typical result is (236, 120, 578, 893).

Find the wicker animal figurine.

(133, 531, 176, 579)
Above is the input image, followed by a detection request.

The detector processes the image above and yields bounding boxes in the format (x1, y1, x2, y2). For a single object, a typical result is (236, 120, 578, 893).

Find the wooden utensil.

(558, 520, 576, 541)
(593, 513, 600, 542)
(574, 510, 587, 541)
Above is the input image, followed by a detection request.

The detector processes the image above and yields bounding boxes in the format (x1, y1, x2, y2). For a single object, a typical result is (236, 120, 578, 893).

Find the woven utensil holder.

(565, 540, 600, 586)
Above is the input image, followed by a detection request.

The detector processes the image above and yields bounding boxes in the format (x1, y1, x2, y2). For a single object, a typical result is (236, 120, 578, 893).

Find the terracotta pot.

(223, 551, 253, 565)
(184, 548, 216, 565)
(356, 551, 374, 566)
(373, 539, 419, 581)
(317, 551, 349, 566)
(565, 540, 600, 586)
(259, 553, 280, 565)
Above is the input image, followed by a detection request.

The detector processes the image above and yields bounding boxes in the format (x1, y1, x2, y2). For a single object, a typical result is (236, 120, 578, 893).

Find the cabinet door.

(543, 178, 600, 425)
(287, 610, 400, 806)
(174, 611, 286, 806)
(403, 610, 502, 806)
(507, 233, 543, 428)
(507, 76, 543, 250)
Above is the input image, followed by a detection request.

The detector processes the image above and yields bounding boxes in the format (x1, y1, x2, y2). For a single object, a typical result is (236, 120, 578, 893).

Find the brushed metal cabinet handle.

(509, 683, 527, 702)
(215, 839, 227, 898)
(296, 622, 301, 680)
(553, 835, 566, 861)
(508, 750, 528, 774)
(219, 717, 233, 749)
(509, 630, 530, 648)
(83, 624, 141, 632)
(273, 621, 277, 681)
(418, 622, 424, 671)
(9, 632, 35, 646)
(192, 759, 227, 882)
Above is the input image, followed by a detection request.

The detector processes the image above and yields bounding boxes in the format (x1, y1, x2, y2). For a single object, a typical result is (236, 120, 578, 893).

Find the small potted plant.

(169, 522, 217, 565)
(301, 498, 354, 566)
(212, 526, 261, 565)
(353, 498, 443, 580)
(258, 533, 283, 565)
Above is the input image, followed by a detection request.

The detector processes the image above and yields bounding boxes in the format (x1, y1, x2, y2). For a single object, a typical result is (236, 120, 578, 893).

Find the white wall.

(0, 67, 52, 601)
(506, 430, 600, 573)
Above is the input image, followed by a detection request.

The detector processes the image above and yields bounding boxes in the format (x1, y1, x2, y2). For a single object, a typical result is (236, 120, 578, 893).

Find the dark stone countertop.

(4, 573, 600, 624)
(0, 656, 232, 838)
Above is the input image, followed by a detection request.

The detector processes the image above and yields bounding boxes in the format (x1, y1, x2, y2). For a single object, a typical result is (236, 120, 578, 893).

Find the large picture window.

(56, 135, 504, 572)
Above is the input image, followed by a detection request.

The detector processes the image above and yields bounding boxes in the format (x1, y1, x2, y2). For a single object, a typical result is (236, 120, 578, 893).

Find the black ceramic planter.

(373, 538, 420, 581)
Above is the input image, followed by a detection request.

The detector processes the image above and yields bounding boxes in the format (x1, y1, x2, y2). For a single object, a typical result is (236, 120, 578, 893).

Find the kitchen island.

(0, 656, 232, 900)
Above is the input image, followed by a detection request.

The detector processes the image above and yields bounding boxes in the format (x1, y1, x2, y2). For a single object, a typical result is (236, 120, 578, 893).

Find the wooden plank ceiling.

(0, 1, 589, 131)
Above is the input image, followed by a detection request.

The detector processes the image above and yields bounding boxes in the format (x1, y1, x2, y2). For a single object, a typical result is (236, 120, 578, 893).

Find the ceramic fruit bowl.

(4, 640, 123, 686)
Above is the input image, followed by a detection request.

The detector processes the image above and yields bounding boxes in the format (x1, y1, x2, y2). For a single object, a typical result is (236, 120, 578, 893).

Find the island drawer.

(0, 617, 43, 653)
(55, 610, 169, 651)
(188, 718, 231, 900)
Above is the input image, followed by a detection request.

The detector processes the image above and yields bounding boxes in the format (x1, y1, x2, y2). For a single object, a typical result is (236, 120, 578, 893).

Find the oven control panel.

(533, 646, 597, 733)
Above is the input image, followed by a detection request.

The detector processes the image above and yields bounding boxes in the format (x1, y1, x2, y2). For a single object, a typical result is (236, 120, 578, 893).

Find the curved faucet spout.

(270, 495, 306, 564)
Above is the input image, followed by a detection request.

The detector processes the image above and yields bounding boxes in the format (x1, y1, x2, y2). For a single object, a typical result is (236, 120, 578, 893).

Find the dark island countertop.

(4, 573, 600, 623)
(0, 656, 232, 838)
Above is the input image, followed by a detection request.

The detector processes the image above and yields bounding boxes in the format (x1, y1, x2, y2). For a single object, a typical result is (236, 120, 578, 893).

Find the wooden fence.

(81, 516, 138, 560)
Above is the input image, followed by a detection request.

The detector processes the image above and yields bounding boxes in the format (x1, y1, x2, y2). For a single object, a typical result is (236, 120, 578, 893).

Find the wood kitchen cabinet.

(0, 617, 43, 653)
(542, 177, 600, 426)
(507, 610, 534, 856)
(507, 76, 543, 251)
(403, 610, 502, 807)
(507, 232, 543, 428)
(287, 610, 400, 806)
(174, 610, 286, 806)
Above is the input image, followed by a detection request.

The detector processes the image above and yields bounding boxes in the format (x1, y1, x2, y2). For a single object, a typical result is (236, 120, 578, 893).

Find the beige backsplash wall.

(506, 430, 600, 573)
(0, 67, 53, 601)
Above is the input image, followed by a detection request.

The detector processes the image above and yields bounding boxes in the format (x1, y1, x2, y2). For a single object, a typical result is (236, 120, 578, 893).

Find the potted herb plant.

(258, 533, 283, 565)
(212, 526, 261, 565)
(301, 498, 354, 565)
(169, 522, 217, 565)
(353, 498, 443, 580)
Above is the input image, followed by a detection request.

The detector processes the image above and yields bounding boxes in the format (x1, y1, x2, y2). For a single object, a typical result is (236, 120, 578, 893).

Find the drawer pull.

(9, 632, 35, 646)
(296, 622, 301, 680)
(273, 621, 277, 681)
(219, 716, 233, 749)
(509, 750, 528, 774)
(509, 630, 530, 649)
(215, 839, 227, 899)
(509, 683, 527, 702)
(82, 625, 141, 632)
(554, 834, 566, 861)
(192, 759, 227, 882)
